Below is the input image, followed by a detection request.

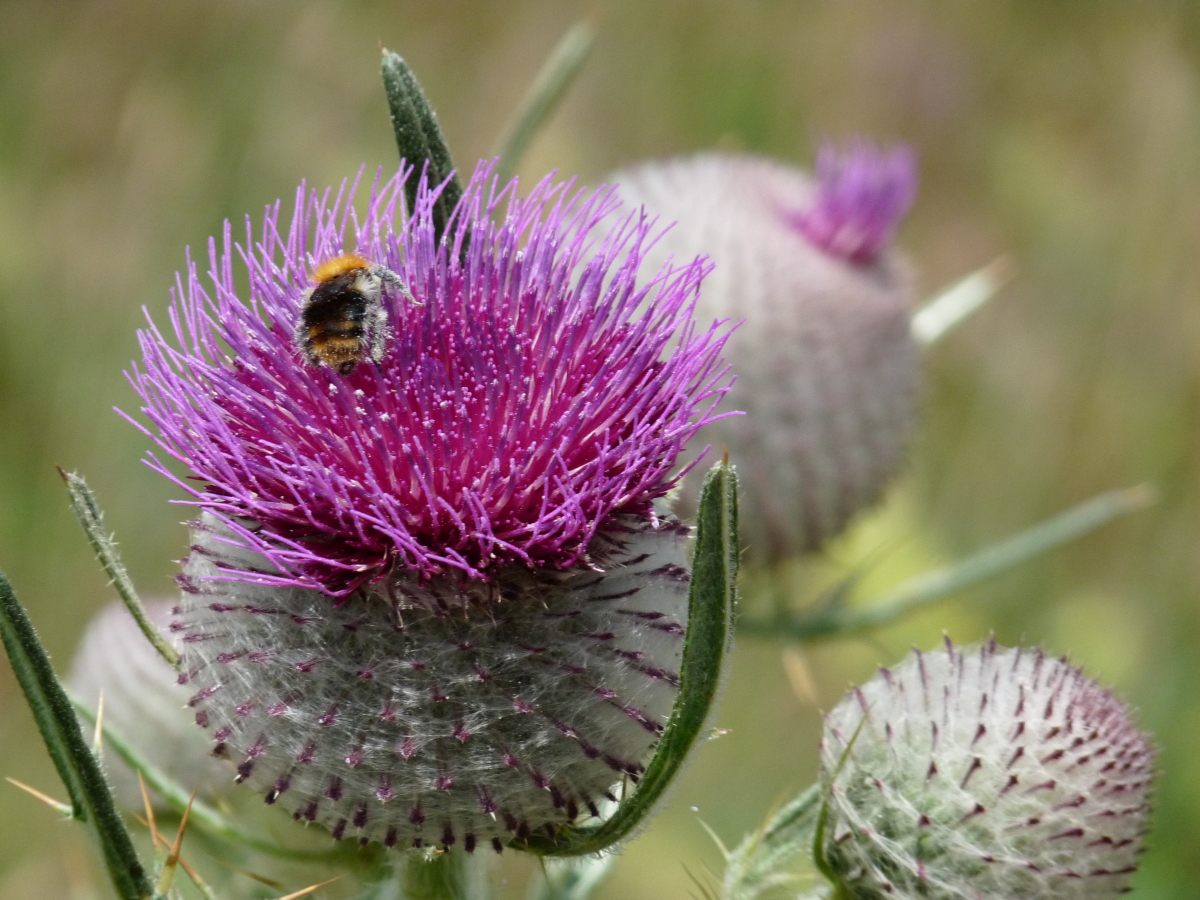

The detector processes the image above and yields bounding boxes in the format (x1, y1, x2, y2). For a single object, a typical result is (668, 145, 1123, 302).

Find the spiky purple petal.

(788, 141, 916, 264)
(125, 163, 733, 596)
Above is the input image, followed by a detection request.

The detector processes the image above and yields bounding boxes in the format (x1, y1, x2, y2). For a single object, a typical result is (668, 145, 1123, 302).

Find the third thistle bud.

(818, 638, 1154, 899)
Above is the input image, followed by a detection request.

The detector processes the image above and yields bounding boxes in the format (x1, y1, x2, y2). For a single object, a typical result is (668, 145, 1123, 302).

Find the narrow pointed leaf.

(0, 571, 152, 899)
(493, 18, 597, 181)
(738, 484, 1153, 642)
(911, 258, 1014, 346)
(60, 468, 178, 667)
(519, 459, 739, 855)
(381, 49, 462, 242)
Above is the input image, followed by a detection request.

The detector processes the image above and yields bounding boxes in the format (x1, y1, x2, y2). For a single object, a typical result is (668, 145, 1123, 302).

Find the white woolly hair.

(68, 600, 233, 809)
(819, 638, 1154, 900)
(174, 510, 692, 852)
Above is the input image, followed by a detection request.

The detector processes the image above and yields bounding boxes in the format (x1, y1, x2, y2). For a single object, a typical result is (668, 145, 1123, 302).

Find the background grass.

(0, 1, 1197, 897)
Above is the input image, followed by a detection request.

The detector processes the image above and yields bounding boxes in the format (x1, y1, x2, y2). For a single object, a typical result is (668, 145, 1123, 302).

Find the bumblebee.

(295, 253, 418, 375)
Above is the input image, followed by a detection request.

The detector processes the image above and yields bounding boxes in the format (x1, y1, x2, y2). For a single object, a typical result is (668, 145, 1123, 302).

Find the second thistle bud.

(612, 146, 919, 558)
(819, 639, 1154, 899)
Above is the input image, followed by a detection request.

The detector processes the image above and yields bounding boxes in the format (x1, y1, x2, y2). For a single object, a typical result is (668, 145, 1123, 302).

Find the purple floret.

(125, 162, 733, 596)
(788, 141, 917, 265)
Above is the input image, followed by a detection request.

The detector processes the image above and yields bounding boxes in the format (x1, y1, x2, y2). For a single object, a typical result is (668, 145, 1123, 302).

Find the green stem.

(0, 572, 153, 900)
(401, 851, 487, 900)
(59, 468, 179, 667)
(532, 855, 618, 900)
(738, 484, 1153, 642)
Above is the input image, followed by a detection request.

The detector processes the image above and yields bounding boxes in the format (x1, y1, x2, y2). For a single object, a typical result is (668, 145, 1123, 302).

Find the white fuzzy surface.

(611, 153, 918, 556)
(68, 600, 233, 809)
(820, 639, 1154, 899)
(174, 511, 692, 850)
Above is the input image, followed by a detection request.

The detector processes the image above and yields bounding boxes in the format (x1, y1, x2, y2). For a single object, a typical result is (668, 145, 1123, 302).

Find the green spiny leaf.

(738, 484, 1153, 642)
(518, 459, 739, 856)
(60, 468, 178, 667)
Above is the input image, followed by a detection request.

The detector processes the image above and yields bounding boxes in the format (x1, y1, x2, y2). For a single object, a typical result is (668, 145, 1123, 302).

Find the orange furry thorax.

(312, 253, 370, 283)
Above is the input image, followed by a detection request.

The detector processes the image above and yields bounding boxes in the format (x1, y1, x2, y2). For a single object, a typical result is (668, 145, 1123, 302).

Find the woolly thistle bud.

(611, 146, 918, 558)
(125, 162, 734, 851)
(818, 639, 1154, 899)
(68, 601, 231, 809)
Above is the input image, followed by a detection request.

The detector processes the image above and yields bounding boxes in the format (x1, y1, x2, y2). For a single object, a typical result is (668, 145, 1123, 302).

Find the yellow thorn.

(136, 814, 210, 891)
(276, 876, 343, 899)
(168, 786, 197, 862)
(137, 772, 162, 859)
(782, 645, 819, 706)
(5, 777, 73, 816)
(93, 691, 105, 753)
(154, 786, 197, 895)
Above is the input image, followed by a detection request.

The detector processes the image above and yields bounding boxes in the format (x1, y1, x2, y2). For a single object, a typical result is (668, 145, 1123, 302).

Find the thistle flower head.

(127, 162, 733, 851)
(819, 638, 1154, 899)
(612, 151, 918, 557)
(788, 141, 917, 265)
(127, 162, 732, 598)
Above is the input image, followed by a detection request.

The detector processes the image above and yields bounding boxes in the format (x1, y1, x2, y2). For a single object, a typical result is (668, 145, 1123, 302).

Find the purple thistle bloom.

(121, 161, 734, 850)
(788, 141, 917, 265)
(126, 162, 733, 598)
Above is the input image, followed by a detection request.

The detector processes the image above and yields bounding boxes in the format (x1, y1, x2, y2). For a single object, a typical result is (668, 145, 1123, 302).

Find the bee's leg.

(373, 265, 422, 306)
(366, 302, 391, 365)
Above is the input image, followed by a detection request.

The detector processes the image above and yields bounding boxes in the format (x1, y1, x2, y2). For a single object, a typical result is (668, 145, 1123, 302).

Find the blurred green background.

(1, 1, 1198, 897)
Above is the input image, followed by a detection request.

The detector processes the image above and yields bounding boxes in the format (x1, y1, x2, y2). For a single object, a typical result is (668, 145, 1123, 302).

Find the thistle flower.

(787, 143, 917, 266)
(612, 145, 918, 558)
(69, 601, 231, 809)
(819, 639, 1154, 899)
(124, 163, 733, 851)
